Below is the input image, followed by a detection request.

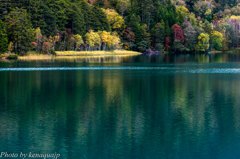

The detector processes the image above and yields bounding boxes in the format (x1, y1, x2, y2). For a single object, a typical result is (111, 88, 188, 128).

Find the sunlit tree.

(195, 33, 210, 52)
(34, 27, 43, 52)
(99, 31, 121, 50)
(85, 30, 101, 50)
(103, 9, 125, 30)
(176, 6, 190, 23)
(74, 34, 84, 50)
(211, 31, 224, 50)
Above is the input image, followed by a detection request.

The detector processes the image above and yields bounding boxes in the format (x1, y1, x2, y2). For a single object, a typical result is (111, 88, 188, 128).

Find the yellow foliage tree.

(195, 33, 210, 52)
(109, 32, 121, 49)
(74, 34, 84, 50)
(85, 30, 101, 50)
(99, 31, 111, 50)
(103, 9, 125, 30)
(211, 31, 223, 50)
(99, 31, 121, 50)
(176, 6, 190, 23)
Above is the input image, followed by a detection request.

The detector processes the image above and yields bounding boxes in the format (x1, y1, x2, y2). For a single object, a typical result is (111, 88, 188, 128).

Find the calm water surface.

(1, 54, 240, 159)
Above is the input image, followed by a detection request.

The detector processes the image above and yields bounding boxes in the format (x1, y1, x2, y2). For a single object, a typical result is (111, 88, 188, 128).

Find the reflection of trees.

(0, 71, 240, 158)
(169, 74, 240, 158)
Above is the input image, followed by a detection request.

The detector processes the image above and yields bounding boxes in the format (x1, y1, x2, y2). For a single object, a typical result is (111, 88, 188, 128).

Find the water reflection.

(2, 53, 240, 67)
(1, 59, 240, 158)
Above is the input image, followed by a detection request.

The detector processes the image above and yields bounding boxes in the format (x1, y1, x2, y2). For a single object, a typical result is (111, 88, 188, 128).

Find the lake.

(1, 54, 240, 159)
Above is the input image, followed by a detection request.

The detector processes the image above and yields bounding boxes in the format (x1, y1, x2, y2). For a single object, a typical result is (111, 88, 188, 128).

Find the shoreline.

(0, 50, 141, 62)
(1, 50, 240, 62)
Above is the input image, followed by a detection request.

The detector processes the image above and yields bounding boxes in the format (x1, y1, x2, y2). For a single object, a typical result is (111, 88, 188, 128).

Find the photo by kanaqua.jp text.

(0, 152, 61, 159)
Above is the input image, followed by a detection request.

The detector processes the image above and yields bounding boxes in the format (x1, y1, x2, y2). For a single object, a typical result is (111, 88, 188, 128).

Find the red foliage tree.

(172, 24, 184, 42)
(42, 42, 52, 54)
(31, 42, 37, 47)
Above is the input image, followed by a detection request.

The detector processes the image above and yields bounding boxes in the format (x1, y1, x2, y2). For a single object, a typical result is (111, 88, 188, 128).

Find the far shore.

(0, 50, 141, 62)
(2, 49, 240, 62)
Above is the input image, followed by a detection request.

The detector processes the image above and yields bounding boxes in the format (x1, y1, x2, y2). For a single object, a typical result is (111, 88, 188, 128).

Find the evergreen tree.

(47, 0, 69, 33)
(5, 8, 34, 54)
(127, 13, 151, 51)
(151, 21, 165, 51)
(92, 6, 110, 31)
(28, 0, 57, 36)
(80, 0, 109, 31)
(0, 20, 8, 53)
(67, 2, 86, 35)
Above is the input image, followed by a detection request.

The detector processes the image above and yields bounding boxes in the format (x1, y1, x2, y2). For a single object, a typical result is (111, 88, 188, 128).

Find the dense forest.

(0, 0, 240, 54)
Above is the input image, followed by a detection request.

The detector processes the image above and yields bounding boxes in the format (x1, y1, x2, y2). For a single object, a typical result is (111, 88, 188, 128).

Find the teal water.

(1, 54, 240, 159)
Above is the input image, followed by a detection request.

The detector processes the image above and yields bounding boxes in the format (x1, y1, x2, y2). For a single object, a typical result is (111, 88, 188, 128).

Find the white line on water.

(0, 67, 240, 73)
(0, 67, 175, 71)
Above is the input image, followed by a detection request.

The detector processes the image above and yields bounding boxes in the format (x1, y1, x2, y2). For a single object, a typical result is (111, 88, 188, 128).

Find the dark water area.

(1, 54, 240, 159)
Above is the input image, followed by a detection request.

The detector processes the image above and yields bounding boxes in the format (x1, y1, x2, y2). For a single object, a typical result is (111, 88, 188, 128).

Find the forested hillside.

(0, 0, 240, 54)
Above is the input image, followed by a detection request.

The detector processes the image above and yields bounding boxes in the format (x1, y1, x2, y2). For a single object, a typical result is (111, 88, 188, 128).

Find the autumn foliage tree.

(151, 21, 165, 51)
(73, 34, 84, 50)
(195, 33, 210, 52)
(98, 31, 120, 50)
(226, 16, 240, 48)
(182, 20, 197, 51)
(176, 6, 190, 23)
(103, 9, 125, 30)
(85, 30, 101, 50)
(172, 24, 185, 42)
(172, 24, 185, 52)
(34, 27, 43, 52)
(211, 31, 223, 50)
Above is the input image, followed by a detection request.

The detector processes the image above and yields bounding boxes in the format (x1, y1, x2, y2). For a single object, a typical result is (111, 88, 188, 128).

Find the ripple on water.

(0, 67, 240, 74)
